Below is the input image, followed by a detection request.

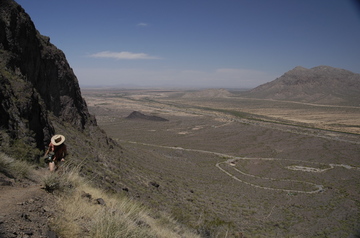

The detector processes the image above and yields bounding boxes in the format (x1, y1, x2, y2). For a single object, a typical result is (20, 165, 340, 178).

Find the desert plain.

(82, 88, 360, 238)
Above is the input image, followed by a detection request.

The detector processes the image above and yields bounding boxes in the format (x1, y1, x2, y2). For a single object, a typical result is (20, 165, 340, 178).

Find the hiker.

(45, 134, 67, 172)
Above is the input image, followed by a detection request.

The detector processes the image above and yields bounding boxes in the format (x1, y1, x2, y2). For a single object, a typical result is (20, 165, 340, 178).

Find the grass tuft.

(42, 162, 84, 193)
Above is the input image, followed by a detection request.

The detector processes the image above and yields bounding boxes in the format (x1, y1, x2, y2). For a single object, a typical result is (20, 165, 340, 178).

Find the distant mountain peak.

(245, 65, 360, 106)
(293, 66, 308, 70)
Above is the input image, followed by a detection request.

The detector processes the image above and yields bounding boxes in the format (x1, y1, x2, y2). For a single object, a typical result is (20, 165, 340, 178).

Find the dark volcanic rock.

(0, 0, 96, 153)
(95, 198, 106, 206)
(149, 181, 160, 188)
(126, 111, 168, 121)
(245, 66, 360, 106)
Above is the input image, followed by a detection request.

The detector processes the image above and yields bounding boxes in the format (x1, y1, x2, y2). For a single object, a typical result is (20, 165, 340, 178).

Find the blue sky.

(16, 0, 360, 89)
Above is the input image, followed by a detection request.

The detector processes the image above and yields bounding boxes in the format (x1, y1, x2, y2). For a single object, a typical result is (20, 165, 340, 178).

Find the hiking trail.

(0, 168, 55, 238)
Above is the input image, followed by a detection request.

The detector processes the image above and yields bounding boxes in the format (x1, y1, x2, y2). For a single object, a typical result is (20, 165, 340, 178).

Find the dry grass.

(0, 152, 33, 179)
(45, 164, 199, 238)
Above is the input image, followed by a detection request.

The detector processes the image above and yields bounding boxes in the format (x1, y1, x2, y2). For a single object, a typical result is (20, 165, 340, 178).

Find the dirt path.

(0, 170, 55, 238)
(0, 184, 40, 214)
(216, 159, 324, 194)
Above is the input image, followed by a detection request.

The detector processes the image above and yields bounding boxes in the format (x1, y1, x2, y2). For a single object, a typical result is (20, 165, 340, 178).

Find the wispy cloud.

(137, 22, 148, 27)
(89, 51, 161, 60)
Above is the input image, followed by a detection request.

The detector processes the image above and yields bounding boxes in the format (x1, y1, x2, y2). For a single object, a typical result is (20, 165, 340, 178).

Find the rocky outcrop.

(0, 0, 96, 153)
(245, 66, 360, 106)
(126, 111, 168, 121)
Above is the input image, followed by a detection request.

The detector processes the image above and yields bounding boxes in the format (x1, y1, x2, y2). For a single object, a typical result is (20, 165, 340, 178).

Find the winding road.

(121, 140, 360, 194)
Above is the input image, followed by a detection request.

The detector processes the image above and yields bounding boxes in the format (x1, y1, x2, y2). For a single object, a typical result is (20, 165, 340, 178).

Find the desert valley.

(82, 78, 360, 237)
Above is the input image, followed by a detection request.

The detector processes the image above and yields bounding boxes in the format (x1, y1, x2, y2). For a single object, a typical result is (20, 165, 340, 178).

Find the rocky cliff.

(0, 0, 96, 158)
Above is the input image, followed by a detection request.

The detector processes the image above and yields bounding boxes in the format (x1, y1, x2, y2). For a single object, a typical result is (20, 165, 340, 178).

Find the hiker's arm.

(44, 147, 50, 156)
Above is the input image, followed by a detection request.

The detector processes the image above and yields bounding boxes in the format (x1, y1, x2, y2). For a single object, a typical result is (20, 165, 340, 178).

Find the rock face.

(0, 0, 96, 153)
(245, 66, 360, 106)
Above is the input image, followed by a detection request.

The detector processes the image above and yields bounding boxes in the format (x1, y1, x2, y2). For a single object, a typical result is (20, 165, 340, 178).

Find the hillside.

(243, 66, 360, 106)
(0, 152, 200, 238)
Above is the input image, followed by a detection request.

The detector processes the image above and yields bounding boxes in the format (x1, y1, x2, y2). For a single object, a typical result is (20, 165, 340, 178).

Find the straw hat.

(51, 134, 66, 146)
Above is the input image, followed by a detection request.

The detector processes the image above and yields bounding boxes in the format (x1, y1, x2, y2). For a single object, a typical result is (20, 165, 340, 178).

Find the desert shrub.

(42, 162, 84, 193)
(1, 137, 42, 163)
(193, 213, 235, 238)
(0, 152, 33, 179)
